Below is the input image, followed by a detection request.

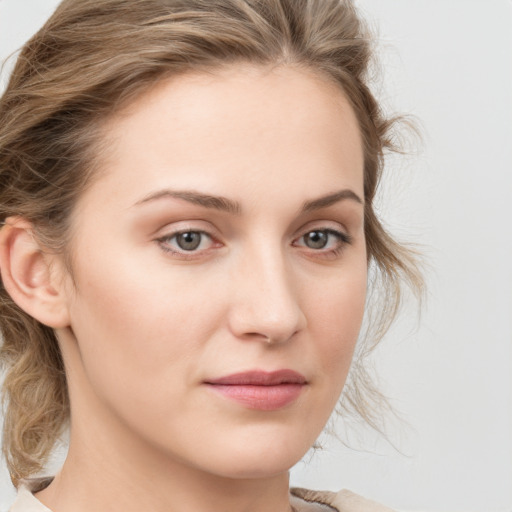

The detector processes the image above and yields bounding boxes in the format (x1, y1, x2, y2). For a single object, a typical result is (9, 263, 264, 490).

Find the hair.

(0, 0, 422, 486)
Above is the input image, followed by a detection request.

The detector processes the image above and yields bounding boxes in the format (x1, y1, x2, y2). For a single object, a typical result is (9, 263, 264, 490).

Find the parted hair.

(0, 0, 421, 486)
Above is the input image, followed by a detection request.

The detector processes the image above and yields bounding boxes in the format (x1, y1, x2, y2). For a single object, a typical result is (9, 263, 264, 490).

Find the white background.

(0, 1, 511, 511)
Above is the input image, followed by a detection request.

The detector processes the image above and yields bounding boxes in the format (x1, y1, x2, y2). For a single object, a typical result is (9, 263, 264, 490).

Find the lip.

(204, 370, 307, 411)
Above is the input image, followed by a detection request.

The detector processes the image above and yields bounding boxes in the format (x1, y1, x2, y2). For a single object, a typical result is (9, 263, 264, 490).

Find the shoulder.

(9, 479, 53, 512)
(291, 487, 396, 512)
(11, 481, 394, 512)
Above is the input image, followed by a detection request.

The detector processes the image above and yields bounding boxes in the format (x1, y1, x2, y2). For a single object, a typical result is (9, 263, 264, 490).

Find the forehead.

(82, 64, 364, 210)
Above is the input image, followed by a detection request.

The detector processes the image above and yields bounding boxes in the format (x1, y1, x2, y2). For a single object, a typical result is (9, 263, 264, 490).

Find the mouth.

(204, 370, 307, 411)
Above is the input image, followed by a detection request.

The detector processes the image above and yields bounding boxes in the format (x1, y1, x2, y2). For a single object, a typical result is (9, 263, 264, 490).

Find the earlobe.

(0, 217, 71, 328)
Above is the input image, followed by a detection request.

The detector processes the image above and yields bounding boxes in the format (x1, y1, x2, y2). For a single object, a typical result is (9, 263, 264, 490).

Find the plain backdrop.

(0, 1, 511, 511)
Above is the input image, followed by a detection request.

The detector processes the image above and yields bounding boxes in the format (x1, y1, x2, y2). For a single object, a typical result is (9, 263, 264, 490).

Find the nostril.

(241, 330, 300, 345)
(243, 332, 272, 343)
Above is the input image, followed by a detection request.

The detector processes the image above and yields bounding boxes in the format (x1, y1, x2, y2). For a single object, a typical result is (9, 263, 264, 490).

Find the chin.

(206, 454, 299, 480)
(191, 430, 315, 480)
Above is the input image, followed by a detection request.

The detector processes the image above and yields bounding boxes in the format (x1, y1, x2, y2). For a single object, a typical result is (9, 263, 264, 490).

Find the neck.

(36, 408, 293, 512)
(38, 460, 293, 512)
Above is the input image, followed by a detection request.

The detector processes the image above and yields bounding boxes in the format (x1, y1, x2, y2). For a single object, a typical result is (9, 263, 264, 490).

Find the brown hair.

(0, 0, 422, 486)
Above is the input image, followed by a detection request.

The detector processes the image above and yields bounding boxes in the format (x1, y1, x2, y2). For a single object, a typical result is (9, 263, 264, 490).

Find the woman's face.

(59, 65, 366, 479)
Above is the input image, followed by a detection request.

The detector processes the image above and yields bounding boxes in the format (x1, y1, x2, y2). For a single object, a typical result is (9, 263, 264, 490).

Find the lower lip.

(206, 383, 304, 411)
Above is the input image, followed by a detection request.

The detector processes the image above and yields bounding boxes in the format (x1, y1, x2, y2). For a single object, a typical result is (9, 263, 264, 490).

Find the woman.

(0, 0, 421, 510)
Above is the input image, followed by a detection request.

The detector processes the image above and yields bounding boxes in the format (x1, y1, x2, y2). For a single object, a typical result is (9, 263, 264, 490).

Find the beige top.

(10, 478, 395, 512)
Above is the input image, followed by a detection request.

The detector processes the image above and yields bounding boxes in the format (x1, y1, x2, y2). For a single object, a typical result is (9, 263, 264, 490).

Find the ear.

(0, 217, 71, 328)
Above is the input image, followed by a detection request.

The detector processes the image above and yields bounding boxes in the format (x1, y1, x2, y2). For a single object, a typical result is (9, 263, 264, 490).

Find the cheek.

(308, 264, 367, 383)
(65, 251, 225, 401)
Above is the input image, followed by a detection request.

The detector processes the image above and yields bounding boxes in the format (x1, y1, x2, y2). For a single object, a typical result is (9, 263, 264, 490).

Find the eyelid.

(293, 228, 351, 246)
(294, 219, 351, 240)
(154, 222, 223, 258)
(292, 224, 353, 259)
(152, 218, 220, 238)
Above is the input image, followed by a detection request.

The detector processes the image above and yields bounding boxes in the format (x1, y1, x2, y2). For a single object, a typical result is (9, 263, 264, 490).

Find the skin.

(7, 64, 367, 512)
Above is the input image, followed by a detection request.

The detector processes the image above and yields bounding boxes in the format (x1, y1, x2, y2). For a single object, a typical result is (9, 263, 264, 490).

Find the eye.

(303, 230, 331, 249)
(294, 228, 351, 254)
(174, 231, 204, 251)
(158, 230, 216, 254)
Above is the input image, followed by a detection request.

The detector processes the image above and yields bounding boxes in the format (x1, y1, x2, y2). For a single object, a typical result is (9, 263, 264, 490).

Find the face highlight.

(58, 65, 367, 479)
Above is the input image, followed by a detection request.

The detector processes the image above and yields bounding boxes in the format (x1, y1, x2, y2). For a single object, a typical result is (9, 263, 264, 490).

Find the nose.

(227, 247, 307, 345)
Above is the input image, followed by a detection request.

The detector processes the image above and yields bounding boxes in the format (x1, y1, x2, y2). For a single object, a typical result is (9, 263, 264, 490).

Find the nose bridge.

(229, 240, 305, 343)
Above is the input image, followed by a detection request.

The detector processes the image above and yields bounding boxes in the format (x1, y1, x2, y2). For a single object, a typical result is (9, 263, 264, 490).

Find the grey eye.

(175, 232, 203, 251)
(303, 230, 329, 249)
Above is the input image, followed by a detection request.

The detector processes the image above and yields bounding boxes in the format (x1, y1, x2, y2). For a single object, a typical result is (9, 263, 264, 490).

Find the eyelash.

(293, 228, 352, 258)
(156, 227, 352, 260)
(156, 230, 219, 259)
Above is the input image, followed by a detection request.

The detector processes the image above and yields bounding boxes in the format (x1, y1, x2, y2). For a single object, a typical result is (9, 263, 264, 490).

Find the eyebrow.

(302, 189, 363, 212)
(133, 189, 242, 215)
(133, 188, 363, 214)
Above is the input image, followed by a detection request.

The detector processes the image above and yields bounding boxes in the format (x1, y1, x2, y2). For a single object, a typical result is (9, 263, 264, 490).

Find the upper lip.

(205, 369, 307, 386)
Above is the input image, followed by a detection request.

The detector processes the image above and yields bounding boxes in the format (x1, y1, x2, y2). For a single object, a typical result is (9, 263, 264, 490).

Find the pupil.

(177, 232, 201, 251)
(306, 231, 328, 249)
